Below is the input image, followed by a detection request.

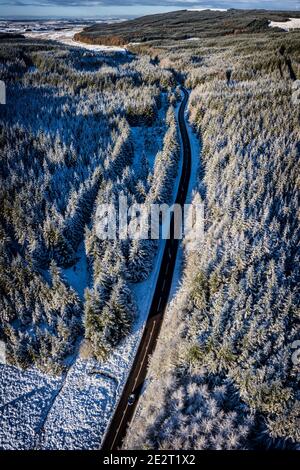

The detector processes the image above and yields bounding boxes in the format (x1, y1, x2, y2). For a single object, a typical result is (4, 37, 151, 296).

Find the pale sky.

(0, 0, 299, 19)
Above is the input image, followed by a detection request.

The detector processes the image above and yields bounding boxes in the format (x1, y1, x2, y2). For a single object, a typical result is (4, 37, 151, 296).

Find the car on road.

(128, 393, 136, 406)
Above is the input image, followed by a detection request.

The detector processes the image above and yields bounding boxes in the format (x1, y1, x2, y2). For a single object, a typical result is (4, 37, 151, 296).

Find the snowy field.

(169, 96, 201, 301)
(269, 18, 300, 31)
(0, 19, 127, 52)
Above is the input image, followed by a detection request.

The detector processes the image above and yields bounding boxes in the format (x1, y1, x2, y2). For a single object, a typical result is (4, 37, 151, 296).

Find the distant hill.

(74, 9, 300, 45)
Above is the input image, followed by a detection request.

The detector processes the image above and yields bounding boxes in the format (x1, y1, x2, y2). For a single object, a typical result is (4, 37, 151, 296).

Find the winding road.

(101, 87, 192, 450)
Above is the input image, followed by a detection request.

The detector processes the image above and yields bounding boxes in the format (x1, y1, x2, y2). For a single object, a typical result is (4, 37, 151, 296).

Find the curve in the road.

(101, 87, 192, 450)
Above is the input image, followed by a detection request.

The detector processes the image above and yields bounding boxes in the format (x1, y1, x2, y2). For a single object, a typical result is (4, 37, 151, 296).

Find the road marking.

(157, 297, 162, 311)
(136, 320, 156, 381)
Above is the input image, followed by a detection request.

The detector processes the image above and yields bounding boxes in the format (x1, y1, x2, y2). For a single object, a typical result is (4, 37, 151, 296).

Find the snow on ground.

(63, 242, 88, 301)
(269, 18, 300, 31)
(131, 94, 168, 172)
(0, 20, 127, 52)
(0, 90, 200, 450)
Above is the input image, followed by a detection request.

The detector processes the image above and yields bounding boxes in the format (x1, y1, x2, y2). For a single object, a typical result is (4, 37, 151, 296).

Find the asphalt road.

(101, 87, 192, 450)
